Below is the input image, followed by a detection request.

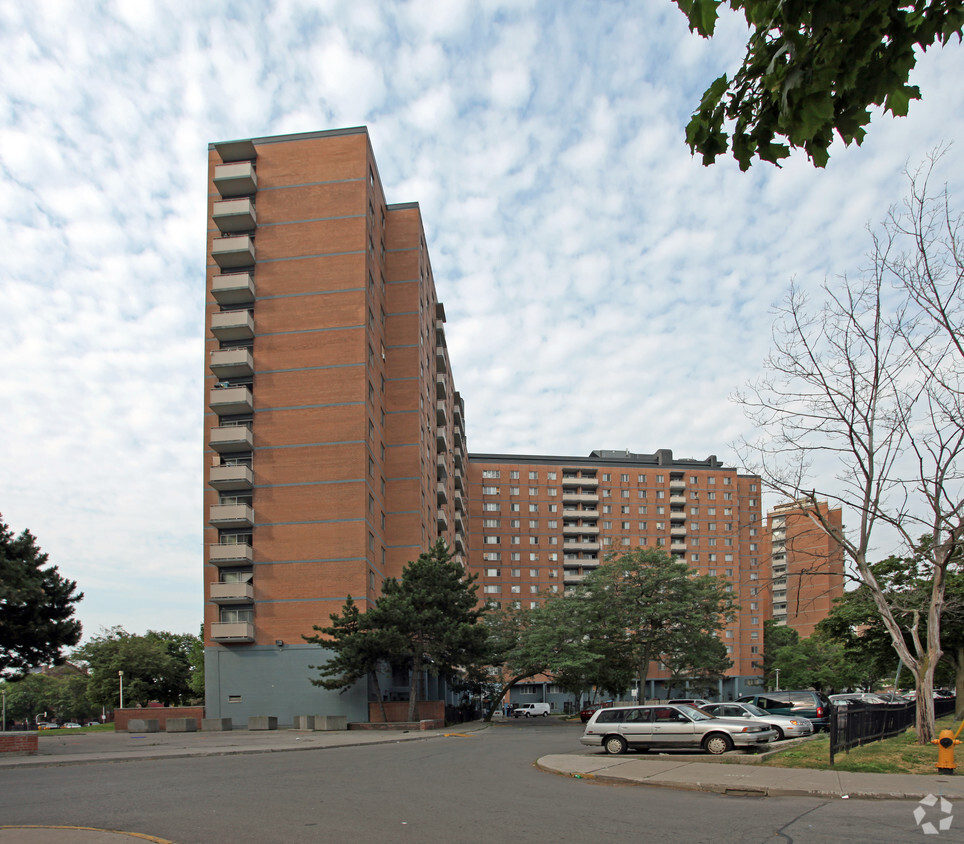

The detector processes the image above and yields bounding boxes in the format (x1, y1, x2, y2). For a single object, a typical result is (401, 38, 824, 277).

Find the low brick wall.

(368, 700, 444, 723)
(0, 733, 38, 755)
(114, 707, 204, 732)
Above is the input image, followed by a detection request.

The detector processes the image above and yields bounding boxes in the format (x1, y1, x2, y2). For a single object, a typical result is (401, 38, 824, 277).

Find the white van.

(512, 702, 550, 718)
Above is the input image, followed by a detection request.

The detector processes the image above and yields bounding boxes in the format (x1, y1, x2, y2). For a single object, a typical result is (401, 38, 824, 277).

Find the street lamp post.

(775, 669, 780, 692)
(2, 688, 6, 732)
(118, 670, 124, 710)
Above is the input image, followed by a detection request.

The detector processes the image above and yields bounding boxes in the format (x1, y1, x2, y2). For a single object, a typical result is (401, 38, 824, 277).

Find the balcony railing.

(210, 621, 255, 642)
(209, 386, 253, 416)
(210, 582, 254, 604)
(209, 425, 253, 452)
(210, 504, 254, 528)
(436, 374, 447, 399)
(437, 481, 447, 505)
(211, 310, 254, 341)
(210, 348, 254, 378)
(562, 492, 599, 504)
(212, 235, 255, 270)
(213, 161, 257, 198)
(209, 544, 253, 565)
(212, 197, 256, 233)
(436, 400, 447, 426)
(212, 272, 255, 306)
(209, 464, 254, 491)
(437, 509, 448, 532)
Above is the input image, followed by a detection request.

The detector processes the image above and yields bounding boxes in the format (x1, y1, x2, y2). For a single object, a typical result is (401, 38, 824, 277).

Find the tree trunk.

(954, 646, 964, 720)
(370, 670, 388, 724)
(910, 660, 938, 745)
(407, 660, 420, 723)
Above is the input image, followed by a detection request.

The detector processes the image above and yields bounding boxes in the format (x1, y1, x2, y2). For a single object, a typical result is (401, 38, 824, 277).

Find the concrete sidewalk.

(536, 751, 964, 801)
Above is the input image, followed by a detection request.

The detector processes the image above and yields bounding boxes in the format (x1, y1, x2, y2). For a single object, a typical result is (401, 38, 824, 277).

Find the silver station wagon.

(581, 703, 776, 755)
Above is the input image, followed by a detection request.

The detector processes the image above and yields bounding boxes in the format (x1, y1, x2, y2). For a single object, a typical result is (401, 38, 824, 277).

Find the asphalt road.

(0, 719, 950, 843)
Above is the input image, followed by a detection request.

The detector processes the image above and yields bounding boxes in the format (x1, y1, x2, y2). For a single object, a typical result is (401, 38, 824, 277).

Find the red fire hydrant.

(932, 729, 961, 775)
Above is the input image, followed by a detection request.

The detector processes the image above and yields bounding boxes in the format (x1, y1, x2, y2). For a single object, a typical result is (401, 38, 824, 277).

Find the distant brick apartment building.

(765, 500, 845, 638)
(202, 128, 839, 723)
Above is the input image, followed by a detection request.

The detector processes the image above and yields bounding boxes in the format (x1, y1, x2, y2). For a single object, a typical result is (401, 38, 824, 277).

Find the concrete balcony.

(212, 272, 255, 306)
(453, 427, 462, 448)
(212, 197, 256, 233)
(210, 504, 254, 528)
(669, 494, 686, 505)
(214, 161, 257, 198)
(436, 374, 447, 399)
(210, 348, 253, 378)
(453, 472, 463, 491)
(454, 492, 464, 512)
(563, 572, 587, 585)
(563, 540, 601, 552)
(209, 425, 253, 452)
(212, 234, 255, 270)
(209, 464, 253, 491)
(562, 492, 599, 504)
(669, 479, 686, 491)
(454, 535, 465, 553)
(670, 540, 687, 551)
(453, 449, 463, 470)
(436, 454, 447, 480)
(210, 582, 254, 604)
(563, 507, 599, 519)
(437, 509, 448, 532)
(210, 386, 253, 416)
(436, 400, 447, 426)
(211, 310, 254, 341)
(437, 481, 447, 505)
(561, 476, 598, 487)
(563, 523, 599, 535)
(210, 621, 255, 642)
(436, 427, 448, 453)
(435, 345, 447, 374)
(670, 525, 687, 537)
(209, 544, 253, 565)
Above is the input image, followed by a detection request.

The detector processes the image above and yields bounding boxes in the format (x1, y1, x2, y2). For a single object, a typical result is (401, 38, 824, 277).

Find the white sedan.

(703, 702, 813, 740)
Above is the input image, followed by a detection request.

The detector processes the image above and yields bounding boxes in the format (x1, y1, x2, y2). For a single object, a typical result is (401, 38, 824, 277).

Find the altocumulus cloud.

(0, 0, 962, 636)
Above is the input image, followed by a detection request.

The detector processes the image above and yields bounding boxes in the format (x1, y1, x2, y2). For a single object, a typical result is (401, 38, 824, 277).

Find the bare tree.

(736, 151, 963, 743)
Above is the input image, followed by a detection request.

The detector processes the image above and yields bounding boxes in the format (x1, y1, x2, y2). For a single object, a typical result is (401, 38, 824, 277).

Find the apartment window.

(707, 538, 717, 546)
(751, 631, 759, 639)
(484, 536, 500, 545)
(655, 522, 665, 530)
(511, 536, 520, 545)
(621, 521, 630, 530)
(638, 505, 648, 514)
(638, 522, 646, 530)
(482, 470, 500, 479)
(723, 477, 731, 485)
(690, 507, 699, 515)
(621, 537, 631, 546)
(509, 486, 520, 495)
(510, 519, 521, 528)
(749, 483, 757, 491)
(603, 521, 613, 529)
(689, 476, 697, 484)
(547, 488, 558, 496)
(603, 537, 613, 545)
(510, 568, 521, 577)
(482, 553, 501, 562)
(723, 492, 733, 500)
(707, 492, 716, 500)
(725, 629, 733, 638)
(602, 489, 611, 498)
(529, 504, 538, 513)
(529, 471, 538, 480)
(510, 585, 521, 594)
(708, 569, 717, 576)
(530, 536, 539, 545)
(690, 553, 699, 562)
(482, 486, 499, 495)
(750, 602, 758, 611)
(656, 490, 665, 499)
(483, 519, 499, 528)
(530, 585, 539, 594)
(485, 568, 500, 577)
(602, 473, 611, 481)
(621, 474, 629, 482)
(689, 522, 699, 531)
(510, 470, 520, 479)
(708, 477, 716, 485)
(483, 503, 499, 511)
(529, 519, 538, 528)
(368, 457, 374, 477)
(510, 503, 520, 512)
(549, 585, 558, 593)
(529, 552, 539, 561)
(708, 553, 717, 561)
(603, 505, 612, 513)
(484, 585, 501, 594)
(749, 543, 758, 551)
(369, 532, 375, 551)
(724, 553, 734, 561)
(547, 520, 558, 529)
(750, 646, 759, 654)
(548, 504, 558, 512)
(726, 646, 733, 654)
(638, 490, 647, 499)
(621, 490, 630, 499)
(707, 523, 716, 531)
(529, 568, 539, 577)
(529, 487, 538, 496)
(750, 572, 759, 580)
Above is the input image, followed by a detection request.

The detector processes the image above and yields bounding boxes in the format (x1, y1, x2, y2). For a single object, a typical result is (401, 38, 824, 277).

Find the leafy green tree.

(303, 595, 402, 723)
(0, 515, 83, 677)
(663, 628, 732, 698)
(673, 0, 964, 169)
(0, 669, 97, 725)
(580, 548, 732, 695)
(760, 619, 799, 689)
(369, 541, 488, 721)
(769, 632, 857, 693)
(188, 624, 205, 698)
(73, 627, 200, 707)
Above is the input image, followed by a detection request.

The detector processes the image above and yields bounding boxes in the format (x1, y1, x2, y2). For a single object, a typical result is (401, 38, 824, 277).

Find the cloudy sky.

(2, 1, 962, 641)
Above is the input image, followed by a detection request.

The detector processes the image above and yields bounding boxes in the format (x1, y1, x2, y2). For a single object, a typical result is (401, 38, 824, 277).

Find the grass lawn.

(757, 714, 964, 775)
(39, 724, 115, 734)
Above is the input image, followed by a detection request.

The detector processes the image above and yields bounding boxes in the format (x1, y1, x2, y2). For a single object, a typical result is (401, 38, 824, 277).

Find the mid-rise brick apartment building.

(202, 127, 823, 722)
(766, 500, 845, 638)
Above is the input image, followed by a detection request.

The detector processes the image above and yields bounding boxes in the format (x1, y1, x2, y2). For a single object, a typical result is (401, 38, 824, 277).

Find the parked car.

(512, 702, 550, 718)
(829, 693, 889, 706)
(702, 702, 813, 740)
(737, 691, 832, 732)
(36, 723, 59, 730)
(579, 702, 612, 723)
(667, 698, 712, 709)
(63, 722, 82, 729)
(581, 703, 776, 755)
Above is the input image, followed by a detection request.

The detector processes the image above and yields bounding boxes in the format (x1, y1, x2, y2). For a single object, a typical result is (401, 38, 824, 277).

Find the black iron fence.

(829, 698, 958, 764)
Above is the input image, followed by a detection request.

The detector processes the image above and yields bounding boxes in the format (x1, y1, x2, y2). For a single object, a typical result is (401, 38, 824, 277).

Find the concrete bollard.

(202, 718, 233, 731)
(165, 718, 198, 732)
(292, 715, 315, 730)
(313, 715, 348, 731)
(248, 716, 278, 731)
(127, 719, 160, 733)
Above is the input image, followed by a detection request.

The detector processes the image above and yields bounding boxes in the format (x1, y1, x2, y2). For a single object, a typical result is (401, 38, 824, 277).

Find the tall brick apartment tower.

(767, 500, 845, 637)
(203, 128, 466, 724)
